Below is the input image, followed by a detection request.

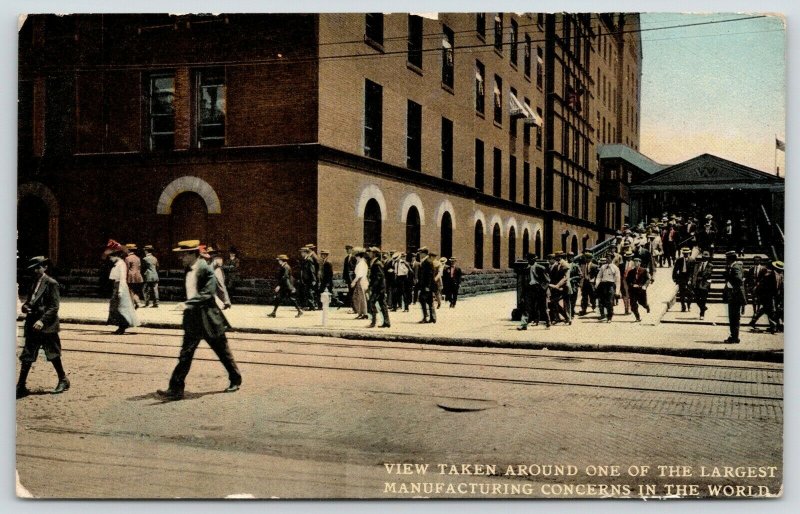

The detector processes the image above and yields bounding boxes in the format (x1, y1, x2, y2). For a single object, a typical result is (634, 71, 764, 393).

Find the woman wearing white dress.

(350, 248, 369, 320)
(104, 240, 139, 334)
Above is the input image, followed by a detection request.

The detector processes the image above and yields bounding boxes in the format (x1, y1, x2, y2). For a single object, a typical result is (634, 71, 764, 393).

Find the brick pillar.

(174, 67, 191, 150)
(33, 77, 46, 157)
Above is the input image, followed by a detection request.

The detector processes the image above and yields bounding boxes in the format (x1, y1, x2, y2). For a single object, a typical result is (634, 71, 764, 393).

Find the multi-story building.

(17, 13, 642, 277)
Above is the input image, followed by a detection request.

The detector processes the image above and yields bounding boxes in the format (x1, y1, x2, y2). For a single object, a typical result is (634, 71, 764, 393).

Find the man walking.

(594, 256, 620, 323)
(444, 257, 463, 308)
(17, 256, 70, 399)
(141, 244, 160, 308)
(366, 247, 391, 328)
(672, 247, 694, 312)
(157, 240, 242, 400)
(343, 245, 356, 311)
(722, 250, 747, 344)
(577, 251, 598, 316)
(691, 251, 713, 320)
(416, 247, 436, 323)
(626, 257, 651, 322)
(268, 254, 304, 318)
(125, 243, 144, 308)
(319, 250, 335, 300)
(518, 254, 551, 329)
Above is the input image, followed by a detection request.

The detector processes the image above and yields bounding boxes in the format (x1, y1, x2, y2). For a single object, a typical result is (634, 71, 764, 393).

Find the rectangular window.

(475, 139, 485, 191)
(535, 167, 543, 208)
(494, 13, 503, 52)
(406, 100, 422, 171)
(197, 69, 226, 148)
(510, 19, 518, 65)
(408, 15, 423, 69)
(441, 117, 453, 180)
(493, 75, 503, 124)
(582, 186, 589, 219)
(476, 13, 486, 39)
(509, 155, 517, 203)
(523, 97, 531, 145)
(475, 60, 485, 114)
(149, 74, 175, 151)
(365, 13, 384, 46)
(493, 147, 502, 197)
(509, 87, 518, 137)
(364, 79, 383, 159)
(561, 177, 569, 213)
(442, 26, 454, 89)
(572, 181, 580, 217)
(536, 108, 543, 148)
(537, 13, 544, 29)
(523, 161, 530, 206)
(536, 47, 543, 89)
(524, 34, 532, 77)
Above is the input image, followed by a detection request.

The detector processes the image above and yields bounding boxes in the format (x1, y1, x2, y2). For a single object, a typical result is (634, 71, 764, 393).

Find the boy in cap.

(672, 247, 694, 312)
(269, 255, 304, 318)
(17, 256, 70, 398)
(157, 241, 242, 400)
(722, 250, 747, 343)
(691, 251, 713, 320)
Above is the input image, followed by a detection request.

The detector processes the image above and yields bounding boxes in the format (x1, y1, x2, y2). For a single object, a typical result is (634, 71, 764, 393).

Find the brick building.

(17, 13, 642, 277)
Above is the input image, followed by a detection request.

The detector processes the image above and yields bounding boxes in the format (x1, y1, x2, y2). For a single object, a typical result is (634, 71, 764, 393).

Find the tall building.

(17, 13, 643, 276)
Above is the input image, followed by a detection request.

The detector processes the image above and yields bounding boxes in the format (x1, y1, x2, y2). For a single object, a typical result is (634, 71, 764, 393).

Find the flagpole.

(775, 134, 778, 177)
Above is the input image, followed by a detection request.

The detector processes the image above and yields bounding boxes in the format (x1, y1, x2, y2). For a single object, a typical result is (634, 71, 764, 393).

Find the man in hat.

(626, 257, 651, 322)
(299, 247, 318, 310)
(618, 250, 636, 315)
(206, 247, 232, 310)
(567, 252, 582, 318)
(366, 247, 390, 328)
(157, 241, 242, 400)
(691, 251, 713, 320)
(17, 256, 70, 399)
(125, 243, 144, 308)
(518, 254, 551, 329)
(672, 247, 694, 312)
(269, 255, 304, 318)
(748, 260, 780, 334)
(594, 255, 620, 322)
(443, 257, 463, 308)
(548, 252, 572, 325)
(319, 250, 335, 303)
(383, 251, 396, 310)
(222, 246, 241, 290)
(342, 245, 356, 311)
(578, 251, 598, 316)
(416, 247, 436, 323)
(392, 252, 411, 311)
(745, 255, 768, 316)
(773, 261, 784, 332)
(141, 244, 160, 308)
(722, 250, 747, 344)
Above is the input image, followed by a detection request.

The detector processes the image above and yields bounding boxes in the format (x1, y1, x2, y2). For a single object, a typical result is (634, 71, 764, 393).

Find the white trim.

(356, 184, 387, 219)
(156, 176, 221, 214)
(399, 192, 426, 224)
(505, 216, 519, 238)
(435, 199, 456, 230)
(489, 214, 504, 235)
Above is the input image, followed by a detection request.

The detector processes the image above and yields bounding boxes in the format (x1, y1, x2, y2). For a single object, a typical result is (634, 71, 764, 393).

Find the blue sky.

(639, 13, 785, 173)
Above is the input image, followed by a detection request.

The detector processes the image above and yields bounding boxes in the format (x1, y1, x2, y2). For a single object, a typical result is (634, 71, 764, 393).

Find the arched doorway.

(535, 230, 542, 258)
(474, 221, 484, 269)
(522, 229, 530, 259)
(561, 231, 569, 253)
(571, 235, 579, 255)
(363, 198, 382, 248)
(170, 192, 209, 266)
(492, 224, 501, 269)
(440, 212, 453, 258)
(508, 227, 516, 267)
(582, 234, 590, 251)
(17, 195, 50, 264)
(406, 206, 421, 256)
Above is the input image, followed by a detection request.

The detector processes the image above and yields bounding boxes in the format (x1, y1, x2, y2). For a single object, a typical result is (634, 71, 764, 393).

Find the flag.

(776, 138, 786, 151)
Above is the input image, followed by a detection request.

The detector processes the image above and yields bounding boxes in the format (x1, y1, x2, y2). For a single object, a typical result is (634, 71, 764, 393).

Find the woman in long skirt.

(350, 248, 369, 320)
(104, 240, 139, 334)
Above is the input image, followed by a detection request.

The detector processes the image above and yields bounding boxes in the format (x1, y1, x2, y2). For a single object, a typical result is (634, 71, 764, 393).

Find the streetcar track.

(59, 346, 783, 402)
(55, 336, 784, 387)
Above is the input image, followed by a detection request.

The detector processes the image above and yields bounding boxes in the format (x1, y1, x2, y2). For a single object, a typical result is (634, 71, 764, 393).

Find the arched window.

(492, 224, 501, 269)
(508, 227, 516, 267)
(406, 206, 421, 256)
(561, 231, 569, 252)
(535, 230, 542, 258)
(440, 212, 453, 258)
(363, 198, 382, 248)
(582, 234, 590, 251)
(522, 229, 530, 259)
(571, 235, 579, 255)
(474, 221, 484, 269)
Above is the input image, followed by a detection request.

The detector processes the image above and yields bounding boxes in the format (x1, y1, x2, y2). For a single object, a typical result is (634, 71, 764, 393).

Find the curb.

(59, 317, 784, 364)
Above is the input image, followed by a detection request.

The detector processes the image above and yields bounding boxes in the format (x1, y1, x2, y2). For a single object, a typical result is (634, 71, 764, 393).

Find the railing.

(759, 204, 784, 261)
(583, 236, 617, 262)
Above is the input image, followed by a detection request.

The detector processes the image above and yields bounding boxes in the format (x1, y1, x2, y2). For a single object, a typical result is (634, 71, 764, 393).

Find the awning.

(522, 101, 543, 127)
(508, 93, 526, 119)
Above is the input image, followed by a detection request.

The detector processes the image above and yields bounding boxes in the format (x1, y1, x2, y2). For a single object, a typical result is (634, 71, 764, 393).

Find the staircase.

(704, 255, 759, 304)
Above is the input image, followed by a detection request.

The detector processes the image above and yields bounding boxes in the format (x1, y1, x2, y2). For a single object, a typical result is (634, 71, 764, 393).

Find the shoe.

(634, 317, 641, 322)
(699, 315, 704, 320)
(152, 304, 159, 308)
(157, 389, 184, 400)
(368, 322, 376, 328)
(224, 383, 240, 393)
(113, 327, 126, 335)
(295, 311, 304, 318)
(267, 312, 277, 318)
(52, 378, 70, 394)
(544, 323, 551, 328)
(380, 323, 391, 328)
(430, 319, 437, 324)
(645, 305, 650, 313)
(598, 317, 607, 322)
(16, 386, 30, 399)
(403, 309, 409, 312)
(143, 303, 150, 308)
(681, 306, 686, 312)
(517, 326, 528, 331)
(578, 311, 587, 316)
(724, 338, 740, 344)
(418, 319, 428, 324)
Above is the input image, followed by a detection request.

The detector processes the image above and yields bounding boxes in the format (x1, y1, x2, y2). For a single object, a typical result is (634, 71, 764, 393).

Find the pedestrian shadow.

(17, 389, 56, 399)
(695, 340, 735, 345)
(128, 390, 228, 404)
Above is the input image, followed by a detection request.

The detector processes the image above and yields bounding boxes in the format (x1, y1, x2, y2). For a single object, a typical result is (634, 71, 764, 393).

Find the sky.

(638, 13, 786, 174)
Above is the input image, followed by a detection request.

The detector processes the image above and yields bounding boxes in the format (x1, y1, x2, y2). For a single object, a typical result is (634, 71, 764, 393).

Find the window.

(537, 13, 544, 29)
(363, 198, 382, 248)
(493, 75, 503, 124)
(509, 155, 517, 203)
(408, 15, 423, 69)
(440, 212, 453, 259)
(441, 117, 453, 180)
(508, 227, 516, 267)
(475, 60, 485, 113)
(522, 230, 530, 259)
(524, 34, 532, 78)
(148, 74, 175, 151)
(536, 47, 543, 89)
(492, 224, 501, 269)
(364, 79, 383, 159)
(523, 161, 530, 205)
(442, 26, 454, 88)
(561, 177, 569, 213)
(476, 13, 486, 39)
(365, 13, 384, 46)
(406, 206, 421, 256)
(510, 19, 518, 65)
(493, 147, 502, 197)
(535, 230, 542, 258)
(494, 13, 503, 52)
(509, 87, 518, 137)
(474, 221, 484, 269)
(406, 100, 422, 171)
(535, 167, 542, 208)
(535, 108, 543, 148)
(582, 187, 589, 219)
(572, 181, 579, 217)
(196, 69, 225, 148)
(523, 97, 531, 145)
(475, 139, 485, 191)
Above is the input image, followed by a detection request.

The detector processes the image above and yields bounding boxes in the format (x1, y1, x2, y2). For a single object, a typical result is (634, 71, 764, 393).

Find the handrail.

(583, 236, 616, 262)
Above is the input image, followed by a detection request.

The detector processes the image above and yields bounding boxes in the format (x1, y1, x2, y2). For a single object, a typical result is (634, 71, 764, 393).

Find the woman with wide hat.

(103, 239, 139, 334)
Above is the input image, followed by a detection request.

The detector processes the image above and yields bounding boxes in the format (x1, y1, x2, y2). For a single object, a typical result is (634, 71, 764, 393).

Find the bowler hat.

(418, 246, 429, 254)
(345, 244, 353, 250)
(276, 254, 289, 261)
(172, 240, 201, 252)
(26, 255, 49, 269)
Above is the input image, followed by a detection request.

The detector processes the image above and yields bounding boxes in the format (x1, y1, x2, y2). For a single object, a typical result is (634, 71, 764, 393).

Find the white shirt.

(354, 258, 368, 290)
(394, 260, 409, 277)
(595, 263, 621, 291)
(185, 259, 202, 300)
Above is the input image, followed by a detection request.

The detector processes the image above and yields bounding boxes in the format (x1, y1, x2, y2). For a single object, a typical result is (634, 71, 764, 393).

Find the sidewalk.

(50, 269, 783, 362)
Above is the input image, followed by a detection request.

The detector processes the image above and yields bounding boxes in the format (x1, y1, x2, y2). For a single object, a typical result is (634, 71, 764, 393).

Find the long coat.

(125, 253, 144, 283)
(183, 258, 230, 339)
(142, 254, 159, 282)
(722, 261, 747, 305)
(108, 259, 139, 327)
(23, 274, 60, 336)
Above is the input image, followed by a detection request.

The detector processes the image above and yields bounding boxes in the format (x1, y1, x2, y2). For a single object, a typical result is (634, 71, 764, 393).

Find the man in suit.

(577, 251, 598, 316)
(548, 252, 572, 325)
(745, 255, 768, 316)
(17, 256, 70, 399)
(157, 240, 242, 400)
(672, 247, 694, 312)
(268, 254, 304, 318)
(748, 260, 780, 334)
(626, 257, 651, 322)
(342, 245, 356, 311)
(722, 250, 747, 344)
(518, 254, 551, 329)
(416, 247, 437, 323)
(443, 257, 463, 308)
(618, 250, 636, 315)
(299, 247, 319, 310)
(319, 250, 335, 299)
(393, 253, 411, 311)
(125, 243, 144, 308)
(691, 251, 713, 320)
(594, 256, 621, 322)
(141, 244, 160, 308)
(366, 247, 390, 328)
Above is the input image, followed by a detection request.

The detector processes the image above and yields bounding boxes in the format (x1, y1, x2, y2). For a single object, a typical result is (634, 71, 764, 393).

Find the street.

(16, 323, 782, 499)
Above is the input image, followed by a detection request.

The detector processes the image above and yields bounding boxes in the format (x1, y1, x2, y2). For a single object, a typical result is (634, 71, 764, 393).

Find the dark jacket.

(23, 274, 60, 335)
(672, 257, 694, 284)
(443, 265, 463, 288)
(183, 259, 230, 339)
(753, 269, 778, 301)
(320, 259, 334, 291)
(276, 262, 296, 293)
(343, 255, 356, 283)
(418, 258, 436, 291)
(368, 258, 386, 292)
(300, 257, 317, 286)
(722, 261, 747, 304)
(625, 266, 651, 289)
(691, 261, 713, 290)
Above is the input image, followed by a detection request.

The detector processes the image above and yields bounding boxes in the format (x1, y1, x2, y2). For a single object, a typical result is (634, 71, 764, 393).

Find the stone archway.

(18, 182, 60, 265)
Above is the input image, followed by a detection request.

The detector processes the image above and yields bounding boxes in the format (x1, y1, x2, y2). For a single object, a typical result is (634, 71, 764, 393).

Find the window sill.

(524, 74, 531, 83)
(407, 62, 423, 76)
(441, 83, 454, 95)
(364, 37, 385, 53)
(510, 61, 518, 71)
(476, 110, 485, 119)
(493, 120, 503, 129)
(494, 48, 504, 58)
(477, 33, 486, 43)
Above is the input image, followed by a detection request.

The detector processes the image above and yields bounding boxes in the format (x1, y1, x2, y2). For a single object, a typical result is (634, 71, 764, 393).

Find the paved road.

(16, 324, 783, 499)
